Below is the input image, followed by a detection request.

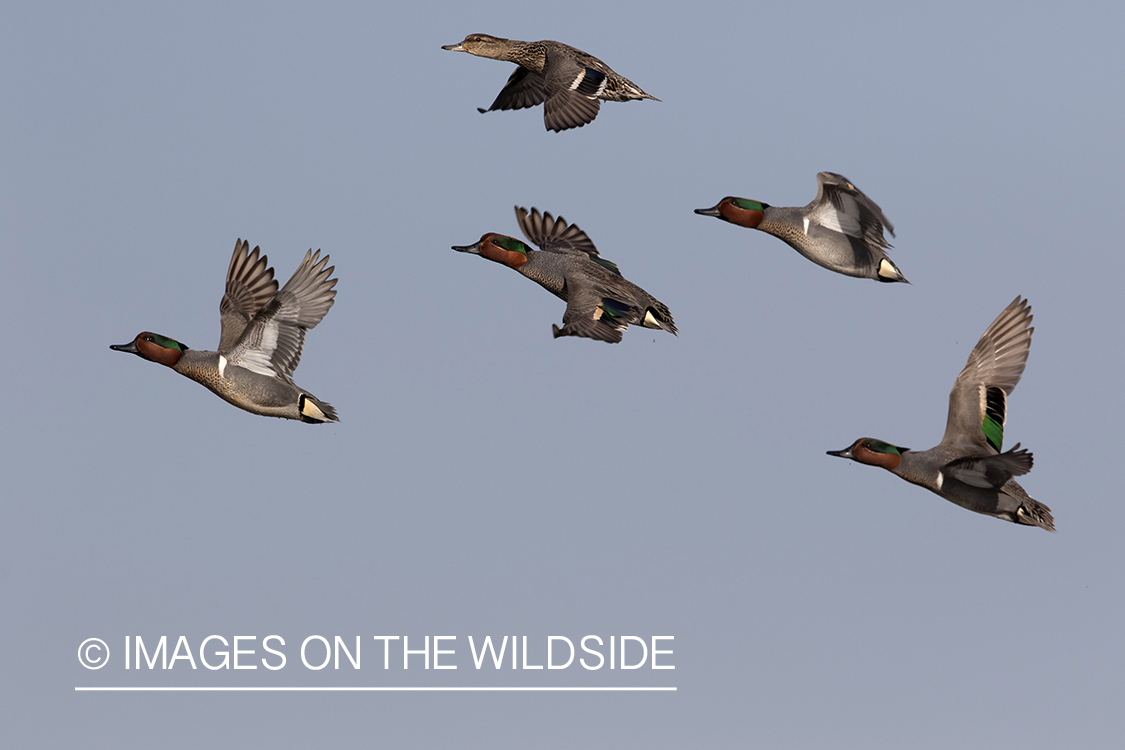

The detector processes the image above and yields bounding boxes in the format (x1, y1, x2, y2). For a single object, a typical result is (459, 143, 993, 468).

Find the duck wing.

(553, 286, 631, 344)
(943, 444, 1033, 488)
(226, 249, 337, 379)
(940, 296, 1034, 453)
(515, 206, 620, 275)
(479, 66, 547, 113)
(218, 239, 278, 352)
(810, 172, 895, 249)
(540, 51, 604, 131)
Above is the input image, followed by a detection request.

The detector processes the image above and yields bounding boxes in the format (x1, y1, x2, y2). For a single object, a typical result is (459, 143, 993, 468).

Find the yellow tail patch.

(877, 259, 897, 279)
(300, 395, 327, 422)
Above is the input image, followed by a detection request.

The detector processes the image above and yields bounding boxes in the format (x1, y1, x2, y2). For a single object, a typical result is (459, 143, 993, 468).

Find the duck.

(695, 171, 908, 283)
(441, 33, 659, 132)
(827, 296, 1054, 531)
(452, 206, 676, 343)
(111, 239, 339, 423)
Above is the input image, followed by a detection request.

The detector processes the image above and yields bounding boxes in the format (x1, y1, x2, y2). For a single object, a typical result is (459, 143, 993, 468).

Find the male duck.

(111, 239, 339, 423)
(695, 172, 908, 283)
(828, 296, 1054, 531)
(452, 206, 676, 343)
(441, 33, 659, 132)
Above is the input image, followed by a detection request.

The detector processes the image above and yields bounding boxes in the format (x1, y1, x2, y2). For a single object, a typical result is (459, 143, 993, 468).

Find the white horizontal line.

(75, 686, 676, 692)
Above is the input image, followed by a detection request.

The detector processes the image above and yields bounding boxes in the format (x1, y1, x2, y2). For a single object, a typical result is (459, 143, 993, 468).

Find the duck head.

(695, 197, 769, 229)
(111, 332, 188, 368)
(441, 34, 508, 56)
(827, 438, 908, 471)
(452, 233, 529, 270)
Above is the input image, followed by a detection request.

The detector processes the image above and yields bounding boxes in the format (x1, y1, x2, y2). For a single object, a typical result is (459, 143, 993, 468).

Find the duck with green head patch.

(452, 206, 676, 343)
(111, 239, 339, 423)
(827, 296, 1054, 531)
(695, 171, 908, 283)
(441, 34, 659, 132)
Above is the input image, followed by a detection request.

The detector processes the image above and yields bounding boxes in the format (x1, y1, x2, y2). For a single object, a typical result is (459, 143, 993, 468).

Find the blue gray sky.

(3, 1, 1123, 747)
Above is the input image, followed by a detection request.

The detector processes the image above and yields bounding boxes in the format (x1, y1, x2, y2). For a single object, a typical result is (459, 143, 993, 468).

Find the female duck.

(827, 296, 1054, 530)
(696, 172, 907, 283)
(453, 206, 676, 343)
(111, 239, 339, 423)
(441, 33, 658, 132)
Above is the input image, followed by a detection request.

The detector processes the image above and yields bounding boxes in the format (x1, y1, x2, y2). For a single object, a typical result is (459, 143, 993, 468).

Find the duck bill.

(826, 446, 855, 460)
(451, 241, 482, 255)
(110, 340, 141, 355)
(441, 42, 466, 52)
(694, 204, 723, 217)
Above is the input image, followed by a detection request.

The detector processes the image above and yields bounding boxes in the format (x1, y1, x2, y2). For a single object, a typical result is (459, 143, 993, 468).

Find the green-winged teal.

(695, 172, 908, 283)
(111, 239, 339, 423)
(441, 33, 659, 132)
(828, 296, 1054, 531)
(452, 206, 676, 343)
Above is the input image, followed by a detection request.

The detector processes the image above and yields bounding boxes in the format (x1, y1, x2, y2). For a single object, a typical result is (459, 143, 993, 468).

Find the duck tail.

(876, 257, 909, 283)
(601, 74, 659, 103)
(299, 393, 339, 424)
(1016, 497, 1055, 532)
(641, 305, 677, 336)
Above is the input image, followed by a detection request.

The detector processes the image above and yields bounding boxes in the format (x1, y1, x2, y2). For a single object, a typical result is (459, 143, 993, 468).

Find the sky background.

(3, 1, 1123, 747)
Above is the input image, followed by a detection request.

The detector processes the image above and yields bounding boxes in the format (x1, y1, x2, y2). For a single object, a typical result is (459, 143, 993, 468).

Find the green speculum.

(599, 298, 631, 318)
(981, 415, 1004, 453)
(982, 387, 1005, 451)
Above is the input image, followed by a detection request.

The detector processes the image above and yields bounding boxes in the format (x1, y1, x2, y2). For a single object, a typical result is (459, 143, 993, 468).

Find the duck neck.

(171, 349, 221, 380)
(758, 209, 807, 247)
(506, 40, 548, 71)
(888, 451, 937, 490)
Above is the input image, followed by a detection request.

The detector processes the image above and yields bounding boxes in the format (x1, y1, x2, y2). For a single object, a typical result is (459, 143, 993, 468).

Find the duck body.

(827, 297, 1054, 531)
(452, 207, 675, 343)
(157, 348, 334, 422)
(441, 33, 658, 132)
(695, 172, 907, 283)
(111, 239, 339, 423)
(893, 443, 1045, 525)
(832, 438, 1048, 528)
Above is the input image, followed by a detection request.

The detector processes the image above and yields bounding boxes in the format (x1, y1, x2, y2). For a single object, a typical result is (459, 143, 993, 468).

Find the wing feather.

(218, 239, 278, 352)
(940, 296, 1034, 451)
(226, 249, 337, 379)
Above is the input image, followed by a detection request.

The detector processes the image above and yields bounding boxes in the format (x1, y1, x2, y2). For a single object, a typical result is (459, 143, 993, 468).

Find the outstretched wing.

(218, 239, 278, 352)
(940, 296, 1034, 453)
(479, 66, 547, 113)
(515, 206, 620, 275)
(227, 250, 337, 379)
